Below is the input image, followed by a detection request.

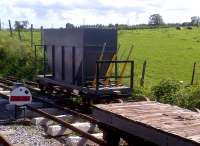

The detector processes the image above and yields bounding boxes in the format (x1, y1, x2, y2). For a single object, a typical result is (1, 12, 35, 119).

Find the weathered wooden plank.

(93, 101, 200, 146)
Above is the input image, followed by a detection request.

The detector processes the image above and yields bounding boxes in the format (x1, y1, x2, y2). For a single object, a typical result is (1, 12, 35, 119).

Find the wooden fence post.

(140, 60, 147, 87)
(0, 19, 1, 31)
(191, 62, 196, 85)
(40, 26, 43, 46)
(8, 20, 13, 37)
(30, 24, 33, 48)
(130, 61, 134, 89)
(17, 28, 21, 41)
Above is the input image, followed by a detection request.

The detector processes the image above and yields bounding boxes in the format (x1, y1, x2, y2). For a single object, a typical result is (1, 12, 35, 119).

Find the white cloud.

(0, 0, 200, 28)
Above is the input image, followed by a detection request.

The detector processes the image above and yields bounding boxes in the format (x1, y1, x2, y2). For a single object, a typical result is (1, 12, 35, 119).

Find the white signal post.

(9, 86, 32, 106)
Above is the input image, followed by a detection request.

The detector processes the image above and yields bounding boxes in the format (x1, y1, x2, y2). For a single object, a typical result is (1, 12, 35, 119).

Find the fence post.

(30, 24, 33, 48)
(0, 19, 1, 31)
(8, 20, 13, 37)
(17, 28, 21, 41)
(34, 45, 37, 74)
(140, 60, 147, 87)
(40, 26, 43, 46)
(130, 61, 134, 89)
(191, 62, 196, 85)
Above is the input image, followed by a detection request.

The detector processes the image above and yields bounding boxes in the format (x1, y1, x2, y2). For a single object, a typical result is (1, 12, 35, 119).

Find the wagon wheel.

(46, 85, 54, 94)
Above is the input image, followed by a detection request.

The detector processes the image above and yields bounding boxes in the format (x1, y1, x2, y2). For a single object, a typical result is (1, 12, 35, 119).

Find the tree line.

(4, 14, 200, 30)
(65, 14, 200, 30)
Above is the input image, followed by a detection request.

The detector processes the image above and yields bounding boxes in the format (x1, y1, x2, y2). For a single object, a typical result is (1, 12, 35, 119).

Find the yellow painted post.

(117, 45, 134, 84)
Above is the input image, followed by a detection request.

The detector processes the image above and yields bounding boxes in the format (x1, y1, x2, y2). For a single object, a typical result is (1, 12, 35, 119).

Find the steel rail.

(5, 76, 38, 86)
(0, 84, 11, 90)
(0, 77, 98, 123)
(32, 95, 98, 123)
(0, 79, 107, 145)
(27, 105, 107, 146)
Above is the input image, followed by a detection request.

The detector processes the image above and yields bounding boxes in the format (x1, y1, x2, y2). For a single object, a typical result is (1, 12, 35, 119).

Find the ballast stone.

(5, 104, 15, 111)
(0, 99, 9, 105)
(27, 102, 43, 108)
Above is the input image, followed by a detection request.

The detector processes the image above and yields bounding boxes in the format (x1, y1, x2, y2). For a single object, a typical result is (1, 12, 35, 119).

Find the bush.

(174, 86, 200, 109)
(0, 32, 42, 79)
(151, 79, 200, 110)
(151, 79, 182, 103)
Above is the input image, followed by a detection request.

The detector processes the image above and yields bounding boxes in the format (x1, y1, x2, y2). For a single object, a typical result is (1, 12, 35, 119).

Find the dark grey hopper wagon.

(36, 28, 133, 101)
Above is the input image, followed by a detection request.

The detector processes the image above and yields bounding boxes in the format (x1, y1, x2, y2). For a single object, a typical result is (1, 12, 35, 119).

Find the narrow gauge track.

(0, 78, 96, 122)
(0, 77, 89, 111)
(4, 76, 38, 87)
(0, 78, 107, 146)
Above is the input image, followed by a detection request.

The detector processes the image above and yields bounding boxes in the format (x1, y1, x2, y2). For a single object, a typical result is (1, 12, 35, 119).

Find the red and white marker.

(9, 86, 32, 106)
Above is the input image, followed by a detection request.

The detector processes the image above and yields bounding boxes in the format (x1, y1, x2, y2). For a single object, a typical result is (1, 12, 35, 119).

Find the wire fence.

(131, 60, 200, 88)
(0, 19, 43, 48)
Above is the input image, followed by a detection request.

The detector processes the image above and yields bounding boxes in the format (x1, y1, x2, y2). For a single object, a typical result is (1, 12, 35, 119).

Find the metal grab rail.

(95, 60, 134, 90)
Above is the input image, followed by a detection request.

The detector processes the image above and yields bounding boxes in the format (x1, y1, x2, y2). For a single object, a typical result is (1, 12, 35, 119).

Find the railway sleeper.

(47, 122, 97, 136)
(31, 114, 73, 126)
(0, 90, 10, 96)
(66, 133, 103, 146)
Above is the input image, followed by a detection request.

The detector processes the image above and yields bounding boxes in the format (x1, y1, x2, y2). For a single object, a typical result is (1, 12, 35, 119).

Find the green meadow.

(1, 27, 200, 87)
(118, 27, 200, 87)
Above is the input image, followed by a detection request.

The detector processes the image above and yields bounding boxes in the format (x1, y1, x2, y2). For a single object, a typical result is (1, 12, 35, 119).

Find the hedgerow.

(0, 32, 41, 79)
(151, 79, 200, 109)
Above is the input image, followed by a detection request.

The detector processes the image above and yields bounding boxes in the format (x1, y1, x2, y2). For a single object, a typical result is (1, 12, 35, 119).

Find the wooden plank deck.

(92, 101, 200, 146)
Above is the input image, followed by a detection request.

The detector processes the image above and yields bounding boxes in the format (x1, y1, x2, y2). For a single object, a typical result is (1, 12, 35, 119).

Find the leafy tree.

(148, 14, 164, 26)
(191, 16, 200, 26)
(108, 24, 114, 28)
(115, 24, 119, 28)
(182, 22, 191, 27)
(66, 23, 74, 29)
(14, 20, 29, 30)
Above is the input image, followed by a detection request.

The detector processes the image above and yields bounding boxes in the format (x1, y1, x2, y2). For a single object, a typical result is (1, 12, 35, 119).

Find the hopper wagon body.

(36, 28, 133, 102)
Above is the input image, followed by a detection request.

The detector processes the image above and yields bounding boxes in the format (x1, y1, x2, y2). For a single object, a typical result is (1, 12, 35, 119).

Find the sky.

(0, 0, 199, 28)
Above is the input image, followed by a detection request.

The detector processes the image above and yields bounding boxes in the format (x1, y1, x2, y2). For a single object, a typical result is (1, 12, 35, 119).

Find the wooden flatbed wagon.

(93, 101, 200, 146)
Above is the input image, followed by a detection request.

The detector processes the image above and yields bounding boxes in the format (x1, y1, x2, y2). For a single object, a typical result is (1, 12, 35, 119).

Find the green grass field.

(2, 27, 200, 87)
(118, 27, 200, 87)
(0, 29, 41, 46)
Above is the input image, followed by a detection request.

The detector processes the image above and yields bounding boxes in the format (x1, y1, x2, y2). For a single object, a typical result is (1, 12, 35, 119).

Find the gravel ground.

(0, 123, 67, 146)
(0, 95, 66, 146)
(0, 95, 99, 146)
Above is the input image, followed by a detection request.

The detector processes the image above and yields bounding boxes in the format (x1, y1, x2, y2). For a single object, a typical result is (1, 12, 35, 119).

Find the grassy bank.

(0, 30, 41, 79)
